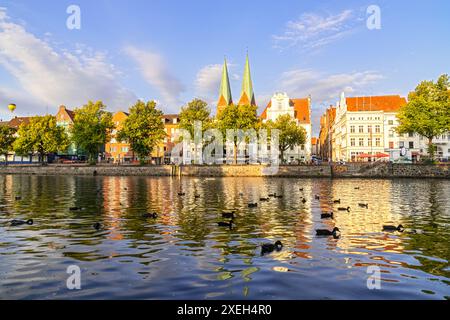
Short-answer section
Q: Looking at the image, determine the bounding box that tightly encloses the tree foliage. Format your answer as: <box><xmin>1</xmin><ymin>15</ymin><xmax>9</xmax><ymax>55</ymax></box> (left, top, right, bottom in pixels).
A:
<box><xmin>117</xmin><ymin>100</ymin><xmax>166</xmax><ymax>164</ymax></box>
<box><xmin>215</xmin><ymin>104</ymin><xmax>259</xmax><ymax>163</ymax></box>
<box><xmin>264</xmin><ymin>114</ymin><xmax>307</xmax><ymax>162</ymax></box>
<box><xmin>397</xmin><ymin>74</ymin><xmax>450</xmax><ymax>160</ymax></box>
<box><xmin>71</xmin><ymin>101</ymin><xmax>114</xmax><ymax>164</ymax></box>
<box><xmin>179</xmin><ymin>99</ymin><xmax>212</xmax><ymax>138</ymax></box>
<box><xmin>0</xmin><ymin>125</ymin><xmax>17</xmax><ymax>163</ymax></box>
<box><xmin>13</xmin><ymin>115</ymin><xmax>69</xmax><ymax>162</ymax></box>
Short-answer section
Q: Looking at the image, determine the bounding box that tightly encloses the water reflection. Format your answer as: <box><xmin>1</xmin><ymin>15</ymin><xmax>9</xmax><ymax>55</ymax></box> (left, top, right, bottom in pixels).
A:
<box><xmin>0</xmin><ymin>175</ymin><xmax>449</xmax><ymax>299</ymax></box>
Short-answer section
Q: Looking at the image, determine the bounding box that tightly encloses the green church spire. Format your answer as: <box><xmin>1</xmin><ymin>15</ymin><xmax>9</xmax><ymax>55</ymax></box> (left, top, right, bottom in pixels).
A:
<box><xmin>238</xmin><ymin>53</ymin><xmax>256</xmax><ymax>106</ymax></box>
<box><xmin>217</xmin><ymin>58</ymin><xmax>233</xmax><ymax>108</ymax></box>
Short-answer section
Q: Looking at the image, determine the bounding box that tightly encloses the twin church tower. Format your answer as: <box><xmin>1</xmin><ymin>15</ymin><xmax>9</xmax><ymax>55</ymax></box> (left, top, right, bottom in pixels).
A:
<box><xmin>217</xmin><ymin>54</ymin><xmax>256</xmax><ymax>115</ymax></box>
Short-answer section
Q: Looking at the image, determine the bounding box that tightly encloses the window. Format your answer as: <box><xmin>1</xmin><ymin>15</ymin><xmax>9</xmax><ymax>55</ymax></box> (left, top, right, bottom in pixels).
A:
<box><xmin>389</xmin><ymin>142</ymin><xmax>394</xmax><ymax>149</ymax></box>
<box><xmin>399</xmin><ymin>141</ymin><xmax>404</xmax><ymax>148</ymax></box>
<box><xmin>350</xmin><ymin>126</ymin><xmax>355</xmax><ymax>133</ymax></box>
<box><xmin>408</xmin><ymin>132</ymin><xmax>414</xmax><ymax>137</ymax></box>
<box><xmin>350</xmin><ymin>138</ymin><xmax>355</xmax><ymax>146</ymax></box>
<box><xmin>375</xmin><ymin>125</ymin><xmax>381</xmax><ymax>133</ymax></box>
<box><xmin>359</xmin><ymin>126</ymin><xmax>364</xmax><ymax>133</ymax></box>
<box><xmin>388</xmin><ymin>120</ymin><xmax>394</xmax><ymax>125</ymax></box>
<box><xmin>359</xmin><ymin>138</ymin><xmax>364</xmax><ymax>147</ymax></box>
<box><xmin>389</xmin><ymin>130</ymin><xmax>394</xmax><ymax>138</ymax></box>
<box><xmin>368</xmin><ymin>138</ymin><xmax>372</xmax><ymax>147</ymax></box>
<box><xmin>409</xmin><ymin>142</ymin><xmax>414</xmax><ymax>149</ymax></box>
<box><xmin>121</xmin><ymin>147</ymin><xmax>129</xmax><ymax>153</ymax></box>
<box><xmin>368</xmin><ymin>125</ymin><xmax>372</xmax><ymax>133</ymax></box>
<box><xmin>375</xmin><ymin>138</ymin><xmax>381</xmax><ymax>147</ymax></box>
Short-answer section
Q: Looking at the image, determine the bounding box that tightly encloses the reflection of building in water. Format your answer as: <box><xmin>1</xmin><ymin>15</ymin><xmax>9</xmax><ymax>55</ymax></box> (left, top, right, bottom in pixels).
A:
<box><xmin>102</xmin><ymin>177</ymin><xmax>135</xmax><ymax>241</ymax></box>
<box><xmin>328</xmin><ymin>180</ymin><xmax>405</xmax><ymax>255</ymax></box>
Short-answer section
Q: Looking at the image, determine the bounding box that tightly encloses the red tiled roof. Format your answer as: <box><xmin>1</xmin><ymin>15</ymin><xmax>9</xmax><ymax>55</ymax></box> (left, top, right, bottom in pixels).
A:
<box><xmin>8</xmin><ymin>117</ymin><xmax>32</xmax><ymax>129</ymax></box>
<box><xmin>346</xmin><ymin>95</ymin><xmax>407</xmax><ymax>112</ymax></box>
<box><xmin>260</xmin><ymin>98</ymin><xmax>311</xmax><ymax>124</ymax></box>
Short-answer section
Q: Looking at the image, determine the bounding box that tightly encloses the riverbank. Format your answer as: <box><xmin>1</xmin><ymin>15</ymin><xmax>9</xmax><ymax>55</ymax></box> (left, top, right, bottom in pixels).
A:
<box><xmin>0</xmin><ymin>163</ymin><xmax>449</xmax><ymax>178</ymax></box>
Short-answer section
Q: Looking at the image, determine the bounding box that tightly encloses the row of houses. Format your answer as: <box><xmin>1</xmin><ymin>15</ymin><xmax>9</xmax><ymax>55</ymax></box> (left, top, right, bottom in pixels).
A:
<box><xmin>0</xmin><ymin>106</ymin><xmax>182</xmax><ymax>164</ymax></box>
<box><xmin>318</xmin><ymin>92</ymin><xmax>450</xmax><ymax>162</ymax></box>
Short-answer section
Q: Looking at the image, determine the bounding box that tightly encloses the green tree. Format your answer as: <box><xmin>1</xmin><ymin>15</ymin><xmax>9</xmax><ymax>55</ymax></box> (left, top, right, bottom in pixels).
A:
<box><xmin>264</xmin><ymin>114</ymin><xmax>307</xmax><ymax>163</ymax></box>
<box><xmin>397</xmin><ymin>74</ymin><xmax>450</xmax><ymax>161</ymax></box>
<box><xmin>117</xmin><ymin>100</ymin><xmax>166</xmax><ymax>165</ymax></box>
<box><xmin>216</xmin><ymin>104</ymin><xmax>259</xmax><ymax>164</ymax></box>
<box><xmin>0</xmin><ymin>125</ymin><xmax>17</xmax><ymax>164</ymax></box>
<box><xmin>71</xmin><ymin>101</ymin><xmax>114</xmax><ymax>164</ymax></box>
<box><xmin>13</xmin><ymin>115</ymin><xmax>69</xmax><ymax>163</ymax></box>
<box><xmin>179</xmin><ymin>99</ymin><xmax>212</xmax><ymax>138</ymax></box>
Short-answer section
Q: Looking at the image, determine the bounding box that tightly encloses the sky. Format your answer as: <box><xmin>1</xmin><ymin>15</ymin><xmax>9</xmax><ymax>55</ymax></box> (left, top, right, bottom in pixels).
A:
<box><xmin>0</xmin><ymin>0</ymin><xmax>449</xmax><ymax>135</ymax></box>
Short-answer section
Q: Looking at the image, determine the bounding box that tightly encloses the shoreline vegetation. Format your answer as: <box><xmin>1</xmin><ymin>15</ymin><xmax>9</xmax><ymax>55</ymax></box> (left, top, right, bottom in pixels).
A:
<box><xmin>0</xmin><ymin>163</ymin><xmax>448</xmax><ymax>179</ymax></box>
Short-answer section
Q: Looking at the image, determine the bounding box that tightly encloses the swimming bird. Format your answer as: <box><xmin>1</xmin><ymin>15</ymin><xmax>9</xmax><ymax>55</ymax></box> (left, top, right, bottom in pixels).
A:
<box><xmin>338</xmin><ymin>207</ymin><xmax>351</xmax><ymax>212</ymax></box>
<box><xmin>260</xmin><ymin>197</ymin><xmax>270</xmax><ymax>201</ymax></box>
<box><xmin>221</xmin><ymin>211</ymin><xmax>235</xmax><ymax>219</ymax></box>
<box><xmin>261</xmin><ymin>241</ymin><xmax>283</xmax><ymax>255</ymax></box>
<box><xmin>217</xmin><ymin>221</ymin><xmax>233</xmax><ymax>229</ymax></box>
<box><xmin>274</xmin><ymin>195</ymin><xmax>283</xmax><ymax>199</ymax></box>
<box><xmin>10</xmin><ymin>219</ymin><xmax>33</xmax><ymax>226</ymax></box>
<box><xmin>383</xmin><ymin>225</ymin><xmax>404</xmax><ymax>232</ymax></box>
<box><xmin>124</xmin><ymin>188</ymin><xmax>128</xmax><ymax>191</ymax></box>
<box><xmin>316</xmin><ymin>227</ymin><xmax>340</xmax><ymax>238</ymax></box>
<box><xmin>321</xmin><ymin>212</ymin><xmax>334</xmax><ymax>219</ymax></box>
<box><xmin>142</xmin><ymin>212</ymin><xmax>158</xmax><ymax>219</ymax></box>
<box><xmin>69</xmin><ymin>206</ymin><xmax>84</xmax><ymax>211</ymax></box>
<box><xmin>299</xmin><ymin>188</ymin><xmax>304</xmax><ymax>191</ymax></box>
<box><xmin>354</xmin><ymin>187</ymin><xmax>360</xmax><ymax>190</ymax></box>
<box><xmin>178</xmin><ymin>192</ymin><xmax>186</xmax><ymax>196</ymax></box>
<box><xmin>333</xmin><ymin>199</ymin><xmax>341</xmax><ymax>204</ymax></box>
<box><xmin>315</xmin><ymin>195</ymin><xmax>320</xmax><ymax>200</ymax></box>
<box><xmin>194</xmin><ymin>194</ymin><xmax>200</xmax><ymax>199</ymax></box>
<box><xmin>268</xmin><ymin>193</ymin><xmax>276</xmax><ymax>197</ymax></box>
<box><xmin>358</xmin><ymin>203</ymin><xmax>369</xmax><ymax>208</ymax></box>
<box><xmin>93</xmin><ymin>222</ymin><xmax>102</xmax><ymax>230</ymax></box>
<box><xmin>248</xmin><ymin>203</ymin><xmax>258</xmax><ymax>208</ymax></box>
<box><xmin>15</xmin><ymin>196</ymin><xmax>22</xmax><ymax>201</ymax></box>
<box><xmin>301</xmin><ymin>198</ymin><xmax>307</xmax><ymax>204</ymax></box>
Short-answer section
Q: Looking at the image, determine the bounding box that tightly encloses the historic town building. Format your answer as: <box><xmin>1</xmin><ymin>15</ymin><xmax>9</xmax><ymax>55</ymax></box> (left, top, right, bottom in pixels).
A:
<box><xmin>331</xmin><ymin>93</ymin><xmax>408</xmax><ymax>162</ymax></box>
<box><xmin>318</xmin><ymin>106</ymin><xmax>336</xmax><ymax>161</ymax></box>
<box><xmin>260</xmin><ymin>92</ymin><xmax>312</xmax><ymax>163</ymax></box>
<box><xmin>105</xmin><ymin>111</ymin><xmax>134</xmax><ymax>163</ymax></box>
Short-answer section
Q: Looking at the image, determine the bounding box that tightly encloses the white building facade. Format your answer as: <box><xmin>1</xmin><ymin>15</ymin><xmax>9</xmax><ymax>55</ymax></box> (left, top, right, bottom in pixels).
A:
<box><xmin>260</xmin><ymin>93</ymin><xmax>312</xmax><ymax>163</ymax></box>
<box><xmin>332</xmin><ymin>93</ymin><xmax>409</xmax><ymax>162</ymax></box>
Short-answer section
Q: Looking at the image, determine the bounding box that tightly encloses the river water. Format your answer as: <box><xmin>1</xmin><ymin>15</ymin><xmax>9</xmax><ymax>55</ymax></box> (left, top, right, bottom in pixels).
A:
<box><xmin>0</xmin><ymin>175</ymin><xmax>449</xmax><ymax>299</ymax></box>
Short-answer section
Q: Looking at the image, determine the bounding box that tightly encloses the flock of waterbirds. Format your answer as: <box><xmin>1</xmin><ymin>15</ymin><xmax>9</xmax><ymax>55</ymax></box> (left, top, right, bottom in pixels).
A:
<box><xmin>5</xmin><ymin>185</ymin><xmax>406</xmax><ymax>257</ymax></box>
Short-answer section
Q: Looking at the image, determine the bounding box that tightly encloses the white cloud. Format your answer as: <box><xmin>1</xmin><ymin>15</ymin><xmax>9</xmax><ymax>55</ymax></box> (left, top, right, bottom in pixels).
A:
<box><xmin>194</xmin><ymin>63</ymin><xmax>223</xmax><ymax>105</ymax></box>
<box><xmin>273</xmin><ymin>10</ymin><xmax>358</xmax><ymax>50</ymax></box>
<box><xmin>125</xmin><ymin>46</ymin><xmax>184</xmax><ymax>109</ymax></box>
<box><xmin>279</xmin><ymin>69</ymin><xmax>383</xmax><ymax>102</ymax></box>
<box><xmin>0</xmin><ymin>8</ymin><xmax>137</xmax><ymax>114</ymax></box>
<box><xmin>276</xmin><ymin>68</ymin><xmax>384</xmax><ymax>135</ymax></box>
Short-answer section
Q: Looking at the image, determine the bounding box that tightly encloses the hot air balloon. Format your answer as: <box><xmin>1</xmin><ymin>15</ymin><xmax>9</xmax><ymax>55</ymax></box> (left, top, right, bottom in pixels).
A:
<box><xmin>8</xmin><ymin>104</ymin><xmax>16</xmax><ymax>113</ymax></box>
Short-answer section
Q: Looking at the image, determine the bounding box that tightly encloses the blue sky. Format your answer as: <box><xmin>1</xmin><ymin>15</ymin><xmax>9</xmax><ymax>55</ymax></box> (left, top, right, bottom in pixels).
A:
<box><xmin>0</xmin><ymin>0</ymin><xmax>449</xmax><ymax>135</ymax></box>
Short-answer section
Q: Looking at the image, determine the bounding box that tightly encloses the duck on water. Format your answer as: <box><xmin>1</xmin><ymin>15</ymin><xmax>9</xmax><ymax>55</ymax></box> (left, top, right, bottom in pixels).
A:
<box><xmin>9</xmin><ymin>219</ymin><xmax>33</xmax><ymax>226</ymax></box>
<box><xmin>261</xmin><ymin>241</ymin><xmax>283</xmax><ymax>255</ymax></box>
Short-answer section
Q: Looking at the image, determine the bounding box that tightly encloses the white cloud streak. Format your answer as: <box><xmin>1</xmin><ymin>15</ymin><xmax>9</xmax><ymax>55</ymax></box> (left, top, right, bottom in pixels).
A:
<box><xmin>125</xmin><ymin>46</ymin><xmax>185</xmax><ymax>109</ymax></box>
<box><xmin>273</xmin><ymin>10</ymin><xmax>358</xmax><ymax>50</ymax></box>
<box><xmin>0</xmin><ymin>8</ymin><xmax>137</xmax><ymax>114</ymax></box>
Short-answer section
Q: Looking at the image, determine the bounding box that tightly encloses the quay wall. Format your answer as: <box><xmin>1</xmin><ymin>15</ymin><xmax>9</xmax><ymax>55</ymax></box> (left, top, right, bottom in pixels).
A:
<box><xmin>0</xmin><ymin>163</ymin><xmax>449</xmax><ymax>179</ymax></box>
